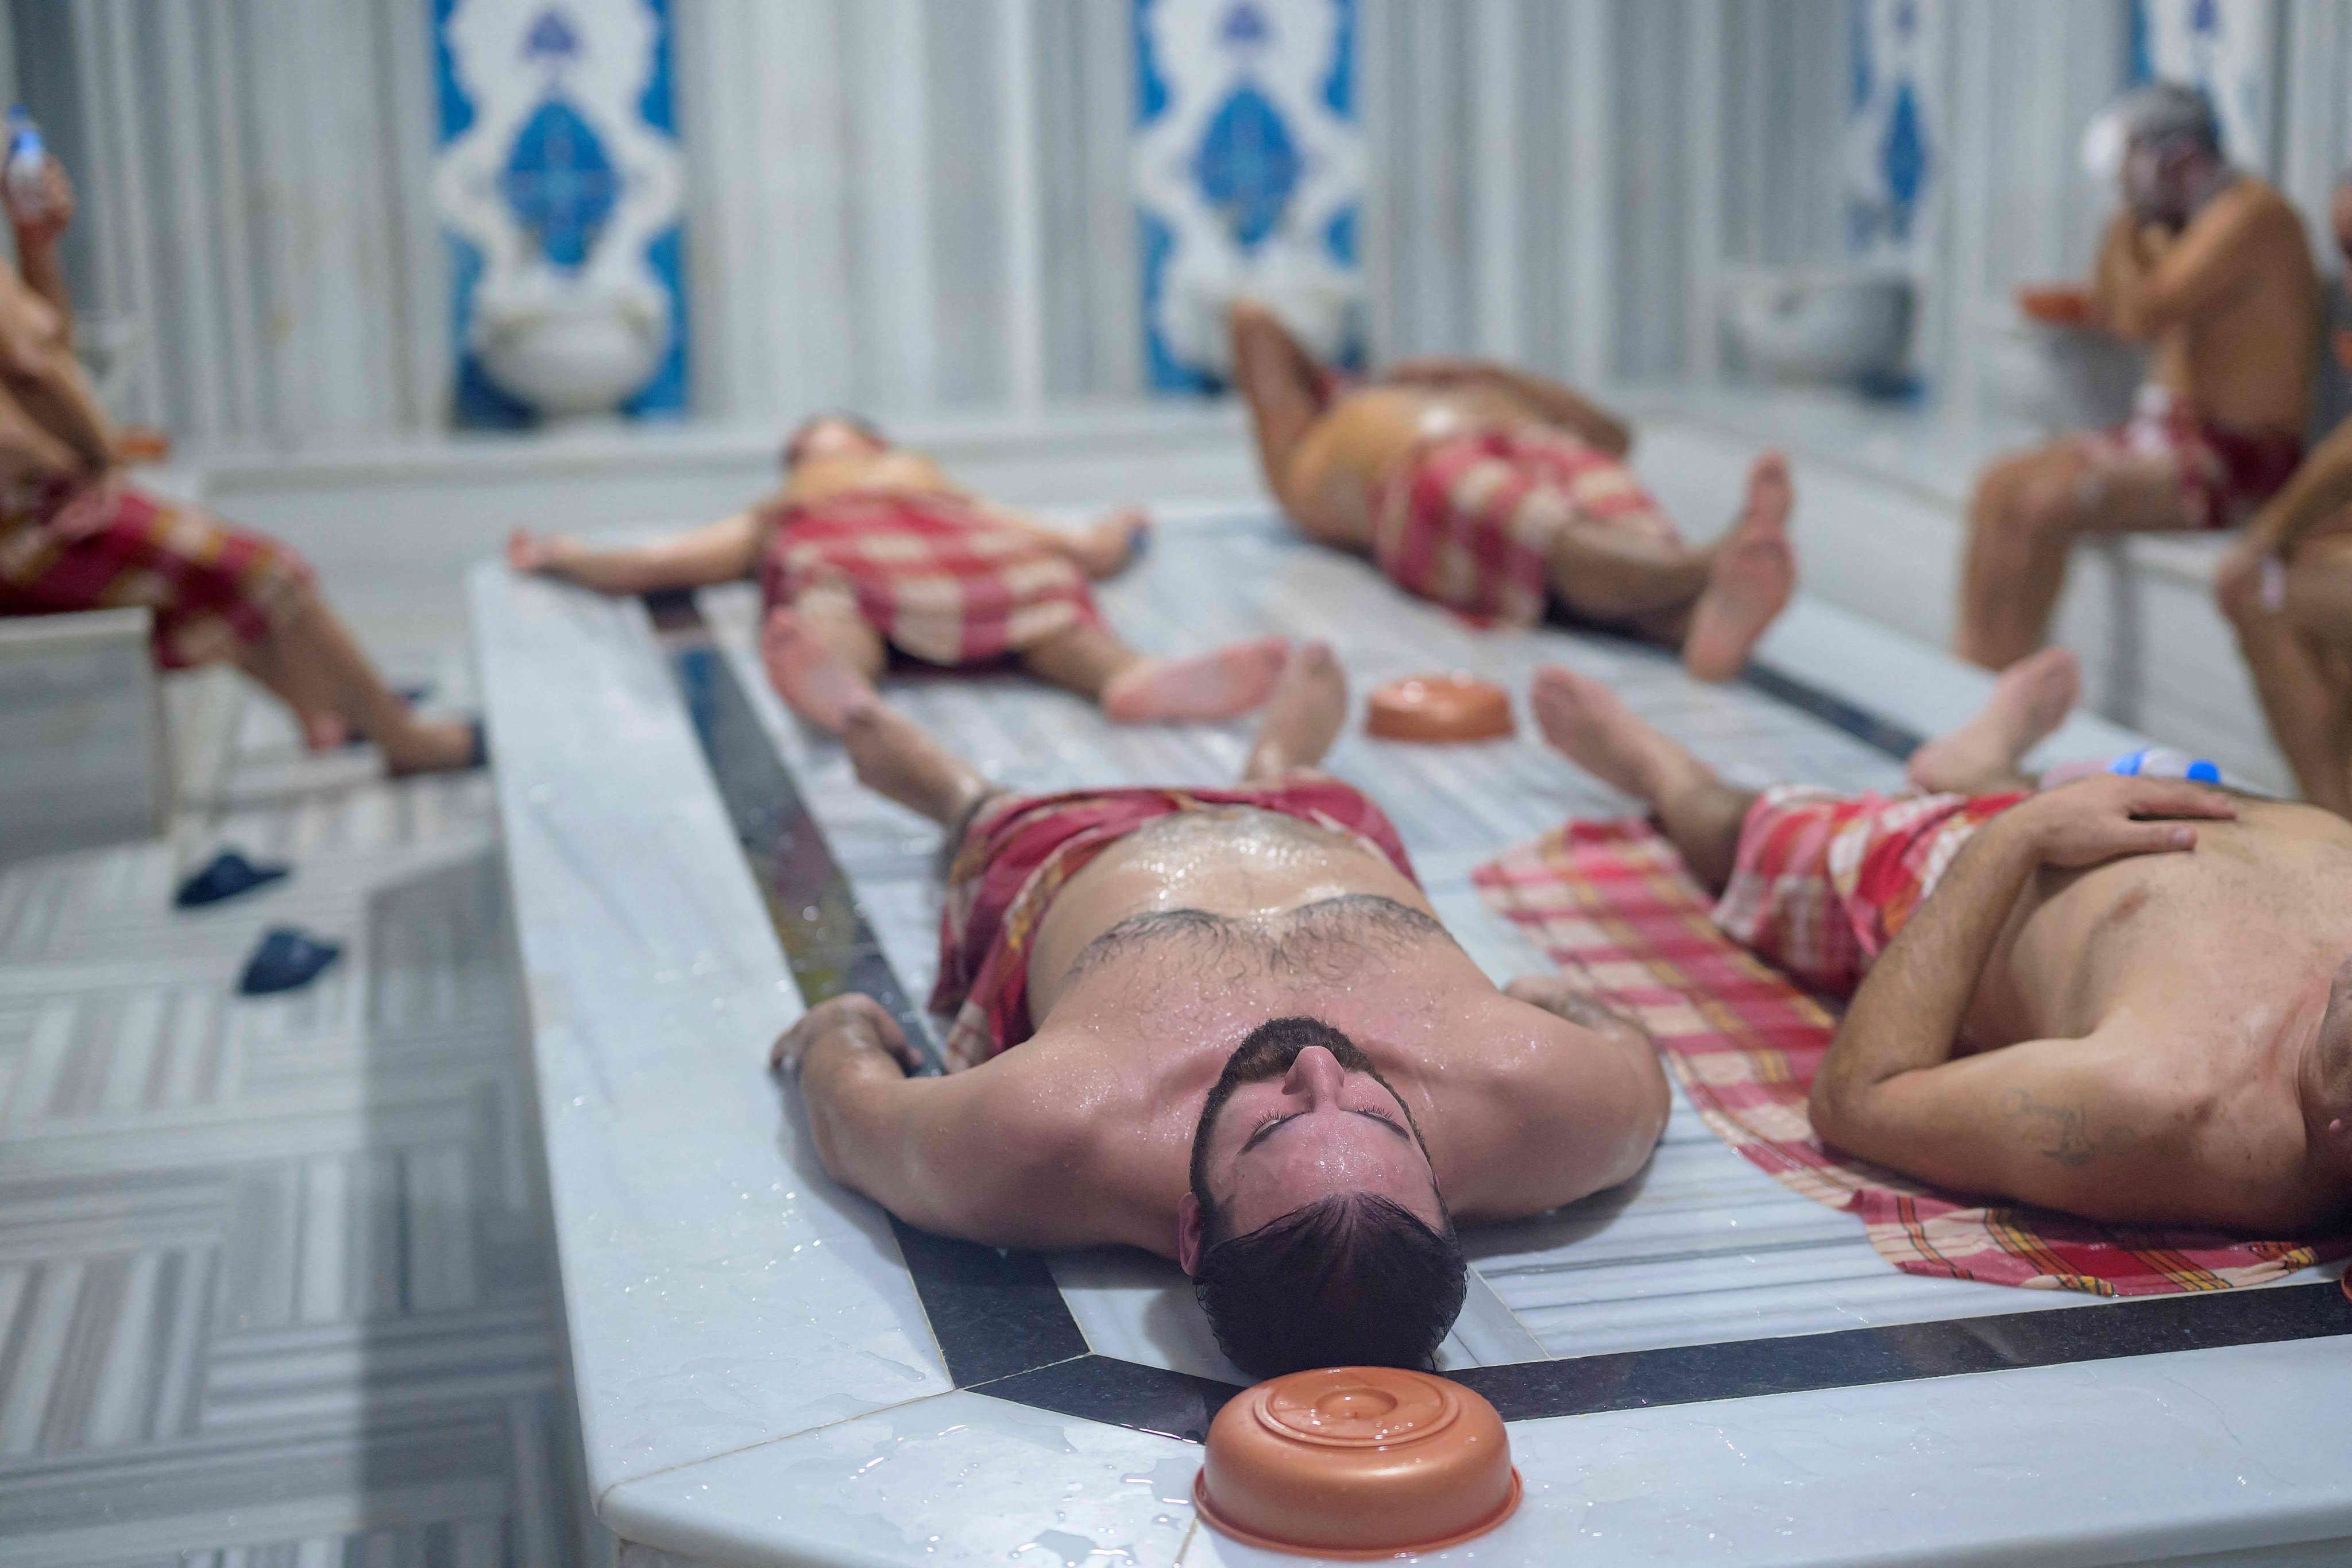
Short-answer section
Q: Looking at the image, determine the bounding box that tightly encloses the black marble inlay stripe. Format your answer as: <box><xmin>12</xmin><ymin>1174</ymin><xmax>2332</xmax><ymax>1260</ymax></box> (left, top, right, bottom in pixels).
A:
<box><xmin>973</xmin><ymin>1355</ymin><xmax>1238</xmax><ymax>1445</ymax></box>
<box><xmin>652</xmin><ymin>589</ymin><xmax>2352</xmax><ymax>1445</ymax></box>
<box><xmin>1454</xmin><ymin>1279</ymin><xmax>2352</xmax><ymax>1424</ymax></box>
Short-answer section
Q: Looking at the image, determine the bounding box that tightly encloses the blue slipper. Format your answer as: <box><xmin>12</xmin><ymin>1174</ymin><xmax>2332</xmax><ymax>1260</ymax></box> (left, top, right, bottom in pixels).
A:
<box><xmin>175</xmin><ymin>849</ymin><xmax>291</xmax><ymax>909</ymax></box>
<box><xmin>239</xmin><ymin>926</ymin><xmax>342</xmax><ymax>995</ymax></box>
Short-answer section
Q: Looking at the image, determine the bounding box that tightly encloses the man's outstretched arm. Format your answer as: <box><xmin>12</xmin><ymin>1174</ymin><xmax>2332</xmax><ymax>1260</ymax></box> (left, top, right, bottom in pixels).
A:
<box><xmin>1811</xmin><ymin>777</ymin><xmax>2233</xmax><ymax>1217</ymax></box>
<box><xmin>506</xmin><ymin>509</ymin><xmax>764</xmax><ymax>595</ymax></box>
<box><xmin>773</xmin><ymin>996</ymin><xmax>1124</xmax><ymax>1250</ymax></box>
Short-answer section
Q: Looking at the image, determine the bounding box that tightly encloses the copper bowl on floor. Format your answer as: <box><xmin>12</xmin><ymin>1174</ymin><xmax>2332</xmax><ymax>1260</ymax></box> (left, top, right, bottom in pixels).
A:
<box><xmin>1194</xmin><ymin>1367</ymin><xmax>1520</xmax><ymax>1559</ymax></box>
<box><xmin>1365</xmin><ymin>674</ymin><xmax>1513</xmax><ymax>743</ymax></box>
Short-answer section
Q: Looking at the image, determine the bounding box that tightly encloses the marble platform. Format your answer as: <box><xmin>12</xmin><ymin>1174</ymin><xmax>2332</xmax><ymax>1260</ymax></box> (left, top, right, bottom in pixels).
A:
<box><xmin>473</xmin><ymin>478</ymin><xmax>2351</xmax><ymax>1566</ymax></box>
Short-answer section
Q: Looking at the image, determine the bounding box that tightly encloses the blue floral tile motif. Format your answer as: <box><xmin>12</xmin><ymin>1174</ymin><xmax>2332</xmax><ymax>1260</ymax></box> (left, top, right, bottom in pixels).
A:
<box><xmin>1133</xmin><ymin>0</ymin><xmax>1364</xmax><ymax>393</ymax></box>
<box><xmin>499</xmin><ymin>96</ymin><xmax>618</xmax><ymax>271</ymax></box>
<box><xmin>1881</xmin><ymin>81</ymin><xmax>1925</xmax><ymax>242</ymax></box>
<box><xmin>1841</xmin><ymin>0</ymin><xmax>1938</xmax><ymax>265</ymax></box>
<box><xmin>2133</xmin><ymin>0</ymin><xmax>2275</xmax><ymax>165</ymax></box>
<box><xmin>1195</xmin><ymin>84</ymin><xmax>1300</xmax><ymax>251</ymax></box>
<box><xmin>432</xmin><ymin>0</ymin><xmax>688</xmax><ymax>426</ymax></box>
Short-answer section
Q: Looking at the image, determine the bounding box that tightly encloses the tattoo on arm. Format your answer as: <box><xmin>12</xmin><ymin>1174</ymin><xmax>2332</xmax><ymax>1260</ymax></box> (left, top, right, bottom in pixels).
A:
<box><xmin>1999</xmin><ymin>1088</ymin><xmax>2103</xmax><ymax>1167</ymax></box>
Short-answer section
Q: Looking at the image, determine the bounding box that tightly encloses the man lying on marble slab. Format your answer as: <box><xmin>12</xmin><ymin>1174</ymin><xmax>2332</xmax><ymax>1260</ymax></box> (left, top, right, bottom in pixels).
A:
<box><xmin>1226</xmin><ymin>299</ymin><xmax>1795</xmax><ymax>680</ymax></box>
<box><xmin>1529</xmin><ymin>648</ymin><xmax>2352</xmax><ymax>1235</ymax></box>
<box><xmin>508</xmin><ymin>413</ymin><xmax>1288</xmax><ymax>732</ymax></box>
<box><xmin>1960</xmin><ymin>82</ymin><xmax>2320</xmax><ymax>673</ymax></box>
<box><xmin>768</xmin><ymin>644</ymin><xmax>1670</xmax><ymax>1377</ymax></box>
<box><xmin>2215</xmin><ymin>176</ymin><xmax>2352</xmax><ymax>821</ymax></box>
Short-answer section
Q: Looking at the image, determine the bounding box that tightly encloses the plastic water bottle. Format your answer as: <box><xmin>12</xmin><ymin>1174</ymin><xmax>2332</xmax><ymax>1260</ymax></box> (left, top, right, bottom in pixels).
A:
<box><xmin>5</xmin><ymin>106</ymin><xmax>51</xmax><ymax>223</ymax></box>
<box><xmin>2106</xmin><ymin>747</ymin><xmax>2224</xmax><ymax>786</ymax></box>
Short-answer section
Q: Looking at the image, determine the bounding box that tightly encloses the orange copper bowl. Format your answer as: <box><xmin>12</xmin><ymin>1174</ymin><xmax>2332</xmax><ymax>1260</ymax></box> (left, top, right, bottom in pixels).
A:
<box><xmin>1194</xmin><ymin>1368</ymin><xmax>1520</xmax><ymax>1559</ymax></box>
<box><xmin>1365</xmin><ymin>674</ymin><xmax>1514</xmax><ymax>744</ymax></box>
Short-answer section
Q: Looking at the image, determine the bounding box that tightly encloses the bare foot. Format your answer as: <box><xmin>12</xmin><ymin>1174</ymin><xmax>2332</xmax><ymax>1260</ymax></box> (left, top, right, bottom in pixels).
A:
<box><xmin>1100</xmin><ymin>636</ymin><xmax>1288</xmax><ymax>724</ymax></box>
<box><xmin>383</xmin><ymin>717</ymin><xmax>483</xmax><ymax>776</ymax></box>
<box><xmin>839</xmin><ymin>697</ymin><xmax>992</xmax><ymax>824</ymax></box>
<box><xmin>1905</xmin><ymin>646</ymin><xmax>2081</xmax><ymax>793</ymax></box>
<box><xmin>1244</xmin><ymin>641</ymin><xmax>1347</xmax><ymax>778</ymax></box>
<box><xmin>762</xmin><ymin>605</ymin><xmax>877</xmax><ymax>733</ymax></box>
<box><xmin>1682</xmin><ymin>452</ymin><xmax>1795</xmax><ymax>682</ymax></box>
<box><xmin>1530</xmin><ymin>663</ymin><xmax>1708</xmax><ymax>806</ymax></box>
<box><xmin>1073</xmin><ymin>507</ymin><xmax>1152</xmax><ymax>579</ymax></box>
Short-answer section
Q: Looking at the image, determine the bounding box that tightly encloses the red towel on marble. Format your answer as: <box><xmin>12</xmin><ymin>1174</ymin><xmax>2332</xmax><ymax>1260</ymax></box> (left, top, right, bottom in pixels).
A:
<box><xmin>1473</xmin><ymin>816</ymin><xmax>2352</xmax><ymax>1295</ymax></box>
<box><xmin>933</xmin><ymin>782</ymin><xmax>1418</xmax><ymax>1073</ymax></box>
<box><xmin>760</xmin><ymin>488</ymin><xmax>1102</xmax><ymax>667</ymax></box>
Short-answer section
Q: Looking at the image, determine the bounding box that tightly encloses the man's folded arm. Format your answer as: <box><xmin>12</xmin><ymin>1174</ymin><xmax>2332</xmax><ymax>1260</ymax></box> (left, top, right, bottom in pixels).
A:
<box><xmin>1806</xmin><ymin>1035</ymin><xmax>2195</xmax><ymax>1222</ymax></box>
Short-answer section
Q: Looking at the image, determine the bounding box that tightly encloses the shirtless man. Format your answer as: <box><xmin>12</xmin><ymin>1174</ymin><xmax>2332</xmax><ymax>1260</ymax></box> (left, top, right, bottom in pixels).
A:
<box><xmin>1227</xmin><ymin>302</ymin><xmax>1795</xmax><ymax>680</ymax></box>
<box><xmin>2215</xmin><ymin>178</ymin><xmax>2352</xmax><ymax>817</ymax></box>
<box><xmin>1960</xmin><ymin>82</ymin><xmax>2320</xmax><ymax>670</ymax></box>
<box><xmin>769</xmin><ymin>647</ymin><xmax>1669</xmax><ymax>1377</ymax></box>
<box><xmin>0</xmin><ymin>155</ymin><xmax>478</xmax><ymax>772</ymax></box>
<box><xmin>509</xmin><ymin>414</ymin><xmax>1287</xmax><ymax>731</ymax></box>
<box><xmin>1527</xmin><ymin>653</ymin><xmax>2352</xmax><ymax>1233</ymax></box>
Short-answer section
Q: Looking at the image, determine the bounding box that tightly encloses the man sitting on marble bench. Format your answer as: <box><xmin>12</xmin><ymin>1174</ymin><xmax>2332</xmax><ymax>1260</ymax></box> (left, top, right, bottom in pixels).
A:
<box><xmin>768</xmin><ymin>645</ymin><xmax>1670</xmax><ymax>1377</ymax></box>
<box><xmin>1225</xmin><ymin>300</ymin><xmax>1797</xmax><ymax>680</ymax></box>
<box><xmin>0</xmin><ymin>157</ymin><xmax>479</xmax><ymax>773</ymax></box>
<box><xmin>1959</xmin><ymin>82</ymin><xmax>2320</xmax><ymax>673</ymax></box>
<box><xmin>1528</xmin><ymin>652</ymin><xmax>2352</xmax><ymax>1234</ymax></box>
<box><xmin>507</xmin><ymin>414</ymin><xmax>1289</xmax><ymax>732</ymax></box>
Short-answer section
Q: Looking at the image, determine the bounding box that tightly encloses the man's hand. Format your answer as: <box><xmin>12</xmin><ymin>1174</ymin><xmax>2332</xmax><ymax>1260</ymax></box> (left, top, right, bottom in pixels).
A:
<box><xmin>770</xmin><ymin>994</ymin><xmax>920</xmax><ymax>1076</ymax></box>
<box><xmin>506</xmin><ymin>527</ymin><xmax>583</xmax><ymax>578</ymax></box>
<box><xmin>1995</xmin><ymin>775</ymin><xmax>2236</xmax><ymax>868</ymax></box>
<box><xmin>5</xmin><ymin>159</ymin><xmax>73</xmax><ymax>250</ymax></box>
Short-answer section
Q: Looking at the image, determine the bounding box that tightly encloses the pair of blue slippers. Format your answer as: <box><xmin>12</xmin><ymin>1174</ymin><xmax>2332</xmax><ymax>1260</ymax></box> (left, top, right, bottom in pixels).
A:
<box><xmin>174</xmin><ymin>849</ymin><xmax>341</xmax><ymax>995</ymax></box>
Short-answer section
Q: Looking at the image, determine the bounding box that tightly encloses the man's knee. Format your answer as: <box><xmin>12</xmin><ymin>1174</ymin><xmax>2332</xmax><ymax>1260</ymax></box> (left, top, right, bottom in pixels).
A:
<box><xmin>1973</xmin><ymin>453</ymin><xmax>2081</xmax><ymax>550</ymax></box>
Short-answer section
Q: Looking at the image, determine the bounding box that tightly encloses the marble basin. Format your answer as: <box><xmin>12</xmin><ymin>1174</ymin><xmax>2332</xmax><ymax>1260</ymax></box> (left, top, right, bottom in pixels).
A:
<box><xmin>475</xmin><ymin>286</ymin><xmax>666</xmax><ymax>422</ymax></box>
<box><xmin>1982</xmin><ymin>299</ymin><xmax>2146</xmax><ymax>435</ymax></box>
<box><xmin>1722</xmin><ymin>267</ymin><xmax>1914</xmax><ymax>385</ymax></box>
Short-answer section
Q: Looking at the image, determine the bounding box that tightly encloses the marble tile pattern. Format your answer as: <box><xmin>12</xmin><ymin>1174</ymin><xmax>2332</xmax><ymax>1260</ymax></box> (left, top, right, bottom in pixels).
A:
<box><xmin>0</xmin><ymin>658</ymin><xmax>597</xmax><ymax>1567</ymax></box>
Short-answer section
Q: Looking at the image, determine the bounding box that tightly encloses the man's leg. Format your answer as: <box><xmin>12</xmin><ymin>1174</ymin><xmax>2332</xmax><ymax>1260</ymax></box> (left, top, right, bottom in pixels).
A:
<box><xmin>2226</xmin><ymin>535</ymin><xmax>2352</xmax><ymax>816</ymax></box>
<box><xmin>762</xmin><ymin>586</ymin><xmax>886</xmax><ymax>733</ymax></box>
<box><xmin>1903</xmin><ymin>646</ymin><xmax>2082</xmax><ymax>794</ymax></box>
<box><xmin>1528</xmin><ymin>663</ymin><xmax>1757</xmax><ymax>890</ymax></box>
<box><xmin>1957</xmin><ymin>441</ymin><xmax>2199</xmax><ymax>670</ymax></box>
<box><xmin>838</xmin><ymin>697</ymin><xmax>995</xmax><ymax>829</ymax></box>
<box><xmin>1242</xmin><ymin>641</ymin><xmax>1347</xmax><ymax>783</ymax></box>
<box><xmin>1227</xmin><ymin>300</ymin><xmax>1331</xmax><ymax>504</ymax></box>
<box><xmin>1020</xmin><ymin>622</ymin><xmax>1289</xmax><ymax>724</ymax></box>
<box><xmin>254</xmin><ymin>588</ymin><xmax>478</xmax><ymax>774</ymax></box>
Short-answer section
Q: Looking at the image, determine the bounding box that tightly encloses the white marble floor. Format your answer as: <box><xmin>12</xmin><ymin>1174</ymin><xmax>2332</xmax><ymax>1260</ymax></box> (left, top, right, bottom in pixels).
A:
<box><xmin>0</xmin><ymin>668</ymin><xmax>595</xmax><ymax>1568</ymax></box>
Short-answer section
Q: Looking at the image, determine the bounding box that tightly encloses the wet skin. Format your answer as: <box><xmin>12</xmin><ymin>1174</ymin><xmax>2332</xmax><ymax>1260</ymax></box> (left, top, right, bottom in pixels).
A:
<box><xmin>785</xmin><ymin>806</ymin><xmax>1671</xmax><ymax>1257</ymax></box>
<box><xmin>1848</xmin><ymin>793</ymin><xmax>2352</xmax><ymax>1233</ymax></box>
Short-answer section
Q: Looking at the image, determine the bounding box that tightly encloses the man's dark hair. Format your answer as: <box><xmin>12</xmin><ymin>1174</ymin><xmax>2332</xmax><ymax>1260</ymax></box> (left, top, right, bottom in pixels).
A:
<box><xmin>781</xmin><ymin>411</ymin><xmax>887</xmax><ymax>469</ymax></box>
<box><xmin>1189</xmin><ymin>1017</ymin><xmax>1468</xmax><ymax>1378</ymax></box>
